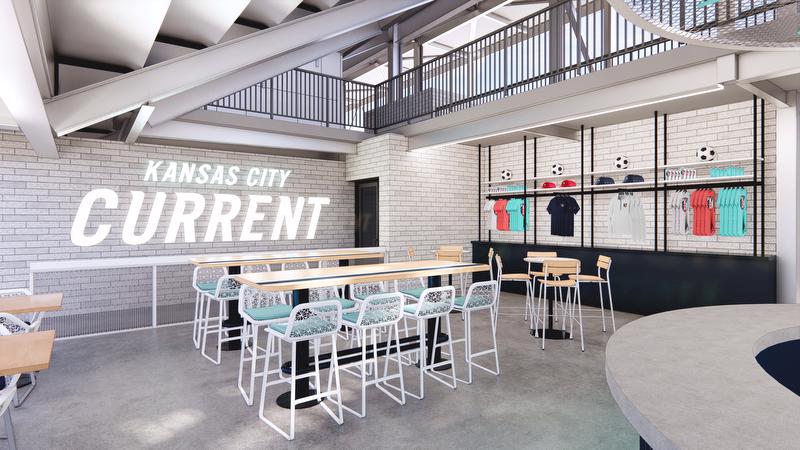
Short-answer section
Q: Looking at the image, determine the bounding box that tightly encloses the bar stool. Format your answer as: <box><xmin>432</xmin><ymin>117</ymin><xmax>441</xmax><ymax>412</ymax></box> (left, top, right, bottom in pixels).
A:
<box><xmin>537</xmin><ymin>259</ymin><xmax>584</xmax><ymax>351</ymax></box>
<box><xmin>238</xmin><ymin>285</ymin><xmax>292</xmax><ymax>406</ymax></box>
<box><xmin>395</xmin><ymin>246</ymin><xmax>426</xmax><ymax>300</ymax></box>
<box><xmin>402</xmin><ymin>286</ymin><xmax>457</xmax><ymax>399</ymax></box>
<box><xmin>192</xmin><ymin>266</ymin><xmax>226</xmax><ymax>349</ymax></box>
<box><xmin>340</xmin><ymin>292</ymin><xmax>406</xmax><ymax>418</ymax></box>
<box><xmin>258</xmin><ymin>300</ymin><xmax>344</xmax><ymax>441</ymax></box>
<box><xmin>435</xmin><ymin>245</ymin><xmax>466</xmax><ymax>295</ymax></box>
<box><xmin>201</xmin><ymin>275</ymin><xmax>242</xmax><ymax>364</ymax></box>
<box><xmin>0</xmin><ymin>313</ymin><xmax>42</xmax><ymax>407</ymax></box>
<box><xmin>451</xmin><ymin>280</ymin><xmax>500</xmax><ymax>384</ymax></box>
<box><xmin>281</xmin><ymin>262</ymin><xmax>310</xmax><ymax>303</ymax></box>
<box><xmin>569</xmin><ymin>255</ymin><xmax>616</xmax><ymax>332</ymax></box>
<box><xmin>493</xmin><ymin>254</ymin><xmax>534</xmax><ymax>327</ymax></box>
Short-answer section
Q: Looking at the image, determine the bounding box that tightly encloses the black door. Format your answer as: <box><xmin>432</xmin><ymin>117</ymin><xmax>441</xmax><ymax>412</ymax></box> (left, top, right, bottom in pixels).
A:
<box><xmin>355</xmin><ymin>178</ymin><xmax>379</xmax><ymax>247</ymax></box>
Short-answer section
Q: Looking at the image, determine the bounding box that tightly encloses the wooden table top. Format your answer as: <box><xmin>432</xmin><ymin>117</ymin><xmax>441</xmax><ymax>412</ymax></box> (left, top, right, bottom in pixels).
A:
<box><xmin>0</xmin><ymin>292</ymin><xmax>63</xmax><ymax>314</ymax></box>
<box><xmin>0</xmin><ymin>330</ymin><xmax>55</xmax><ymax>376</ymax></box>
<box><xmin>236</xmin><ymin>260</ymin><xmax>490</xmax><ymax>292</ymax></box>
<box><xmin>190</xmin><ymin>247</ymin><xmax>385</xmax><ymax>268</ymax></box>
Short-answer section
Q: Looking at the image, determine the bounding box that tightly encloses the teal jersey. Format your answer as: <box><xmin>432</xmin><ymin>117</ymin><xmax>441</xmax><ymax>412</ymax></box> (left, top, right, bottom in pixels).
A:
<box><xmin>507</xmin><ymin>198</ymin><xmax>523</xmax><ymax>231</ymax></box>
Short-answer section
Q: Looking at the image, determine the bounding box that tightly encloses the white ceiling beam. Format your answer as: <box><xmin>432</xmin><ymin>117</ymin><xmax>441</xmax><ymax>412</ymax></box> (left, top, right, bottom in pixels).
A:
<box><xmin>0</xmin><ymin>0</ymin><xmax>57</xmax><ymax>157</ymax></box>
<box><xmin>12</xmin><ymin>0</ymin><xmax>55</xmax><ymax>98</ymax></box>
<box><xmin>121</xmin><ymin>105</ymin><xmax>156</xmax><ymax>143</ymax></box>
<box><xmin>739</xmin><ymin>80</ymin><xmax>789</xmax><ymax>108</ymax></box>
<box><xmin>525</xmin><ymin>124</ymin><xmax>580</xmax><ymax>141</ymax></box>
<box><xmin>140</xmin><ymin>120</ymin><xmax>357</xmax><ymax>154</ymax></box>
<box><xmin>43</xmin><ymin>0</ymin><xmax>432</xmax><ymax>136</ymax></box>
<box><xmin>147</xmin><ymin>26</ymin><xmax>379</xmax><ymax>126</ymax></box>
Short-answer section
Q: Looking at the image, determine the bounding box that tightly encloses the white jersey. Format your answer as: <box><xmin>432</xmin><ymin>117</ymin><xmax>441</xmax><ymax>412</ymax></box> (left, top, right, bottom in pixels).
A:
<box><xmin>484</xmin><ymin>199</ymin><xmax>496</xmax><ymax>231</ymax></box>
<box><xmin>608</xmin><ymin>193</ymin><xmax>646</xmax><ymax>242</ymax></box>
<box><xmin>669</xmin><ymin>190</ymin><xmax>691</xmax><ymax>235</ymax></box>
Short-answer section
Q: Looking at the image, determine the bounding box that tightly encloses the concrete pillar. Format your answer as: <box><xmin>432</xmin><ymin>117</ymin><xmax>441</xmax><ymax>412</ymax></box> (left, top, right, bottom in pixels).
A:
<box><xmin>776</xmin><ymin>90</ymin><xmax>800</xmax><ymax>304</ymax></box>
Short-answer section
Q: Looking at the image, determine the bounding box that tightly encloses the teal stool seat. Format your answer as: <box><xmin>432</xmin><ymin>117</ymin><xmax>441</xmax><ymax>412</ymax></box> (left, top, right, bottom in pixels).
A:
<box><xmin>454</xmin><ymin>296</ymin><xmax>467</xmax><ymax>307</ymax></box>
<box><xmin>197</xmin><ymin>281</ymin><xmax>217</xmax><ymax>292</ymax></box>
<box><xmin>400</xmin><ymin>287</ymin><xmax>425</xmax><ymax>299</ymax></box>
<box><xmin>342</xmin><ymin>311</ymin><xmax>359</xmax><ymax>324</ymax></box>
<box><xmin>245</xmin><ymin>304</ymin><xmax>292</xmax><ymax>322</ymax></box>
<box><xmin>330</xmin><ymin>297</ymin><xmax>357</xmax><ymax>310</ymax></box>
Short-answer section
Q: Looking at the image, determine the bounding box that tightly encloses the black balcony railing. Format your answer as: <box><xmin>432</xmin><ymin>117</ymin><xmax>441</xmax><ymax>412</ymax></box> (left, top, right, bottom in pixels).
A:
<box><xmin>207</xmin><ymin>0</ymin><xmax>682</xmax><ymax>133</ymax></box>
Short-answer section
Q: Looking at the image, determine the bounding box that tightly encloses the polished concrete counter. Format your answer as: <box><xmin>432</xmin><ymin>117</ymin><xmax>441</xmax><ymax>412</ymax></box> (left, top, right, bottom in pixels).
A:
<box><xmin>605</xmin><ymin>304</ymin><xmax>800</xmax><ymax>449</ymax></box>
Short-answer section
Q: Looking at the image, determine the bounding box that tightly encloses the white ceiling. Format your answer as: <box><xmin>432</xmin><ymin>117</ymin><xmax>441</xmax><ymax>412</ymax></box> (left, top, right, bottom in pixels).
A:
<box><xmin>159</xmin><ymin>0</ymin><xmax>251</xmax><ymax>47</ymax></box>
<box><xmin>241</xmin><ymin>0</ymin><xmax>303</xmax><ymax>27</ymax></box>
<box><xmin>47</xmin><ymin>0</ymin><xmax>171</xmax><ymax>70</ymax></box>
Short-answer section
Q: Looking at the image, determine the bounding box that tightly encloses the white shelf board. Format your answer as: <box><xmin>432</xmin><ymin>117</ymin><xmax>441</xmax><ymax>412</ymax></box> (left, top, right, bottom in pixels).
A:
<box><xmin>660</xmin><ymin>157</ymin><xmax>763</xmax><ymax>170</ymax></box>
<box><xmin>661</xmin><ymin>175</ymin><xmax>754</xmax><ymax>184</ymax></box>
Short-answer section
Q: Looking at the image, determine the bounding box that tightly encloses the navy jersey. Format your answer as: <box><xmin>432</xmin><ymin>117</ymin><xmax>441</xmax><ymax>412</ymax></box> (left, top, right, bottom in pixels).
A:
<box><xmin>547</xmin><ymin>196</ymin><xmax>580</xmax><ymax>236</ymax></box>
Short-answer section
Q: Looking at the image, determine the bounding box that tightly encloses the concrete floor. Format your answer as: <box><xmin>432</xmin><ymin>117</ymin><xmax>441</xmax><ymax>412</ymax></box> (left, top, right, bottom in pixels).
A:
<box><xmin>10</xmin><ymin>293</ymin><xmax>640</xmax><ymax>449</ymax></box>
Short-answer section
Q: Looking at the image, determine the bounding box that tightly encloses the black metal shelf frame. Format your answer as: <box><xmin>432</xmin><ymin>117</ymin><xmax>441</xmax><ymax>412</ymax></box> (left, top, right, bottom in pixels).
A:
<box><xmin>479</xmin><ymin>96</ymin><xmax>767</xmax><ymax>257</ymax></box>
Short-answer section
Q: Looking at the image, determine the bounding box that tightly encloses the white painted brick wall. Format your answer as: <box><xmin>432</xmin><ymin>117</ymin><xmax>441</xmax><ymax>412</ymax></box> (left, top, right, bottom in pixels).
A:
<box><xmin>0</xmin><ymin>132</ymin><xmax>354</xmax><ymax>322</ymax></box>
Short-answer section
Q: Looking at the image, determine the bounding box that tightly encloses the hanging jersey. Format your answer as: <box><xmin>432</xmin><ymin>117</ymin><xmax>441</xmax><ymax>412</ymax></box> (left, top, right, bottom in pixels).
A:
<box><xmin>547</xmin><ymin>196</ymin><xmax>580</xmax><ymax>237</ymax></box>
<box><xmin>484</xmin><ymin>199</ymin><xmax>496</xmax><ymax>231</ymax></box>
<box><xmin>670</xmin><ymin>190</ymin><xmax>690</xmax><ymax>235</ymax></box>
<box><xmin>494</xmin><ymin>199</ymin><xmax>510</xmax><ymax>231</ymax></box>
<box><xmin>507</xmin><ymin>198</ymin><xmax>524</xmax><ymax>231</ymax></box>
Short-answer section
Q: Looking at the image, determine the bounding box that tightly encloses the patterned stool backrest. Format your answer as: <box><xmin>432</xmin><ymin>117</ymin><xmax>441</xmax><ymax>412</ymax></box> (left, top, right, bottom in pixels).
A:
<box><xmin>310</xmin><ymin>286</ymin><xmax>340</xmax><ymax>302</ymax></box>
<box><xmin>242</xmin><ymin>264</ymin><xmax>272</xmax><ymax>273</ymax></box>
<box><xmin>212</xmin><ymin>275</ymin><xmax>241</xmax><ymax>300</ymax></box>
<box><xmin>415</xmin><ymin>286</ymin><xmax>456</xmax><ymax>317</ymax></box>
<box><xmin>463</xmin><ymin>280</ymin><xmax>498</xmax><ymax>310</ymax></box>
<box><xmin>355</xmin><ymin>292</ymin><xmax>404</xmax><ymax>328</ymax></box>
<box><xmin>281</xmin><ymin>261</ymin><xmax>310</xmax><ymax>271</ymax></box>
<box><xmin>238</xmin><ymin>285</ymin><xmax>286</xmax><ymax>316</ymax></box>
<box><xmin>193</xmin><ymin>266</ymin><xmax>227</xmax><ymax>291</ymax></box>
<box><xmin>351</xmin><ymin>282</ymin><xmax>385</xmax><ymax>300</ymax></box>
<box><xmin>284</xmin><ymin>300</ymin><xmax>342</xmax><ymax>340</ymax></box>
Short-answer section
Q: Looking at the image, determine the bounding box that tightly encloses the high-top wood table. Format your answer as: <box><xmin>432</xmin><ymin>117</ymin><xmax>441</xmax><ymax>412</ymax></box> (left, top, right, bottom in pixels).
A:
<box><xmin>190</xmin><ymin>247</ymin><xmax>385</xmax><ymax>351</ymax></box>
<box><xmin>0</xmin><ymin>330</ymin><xmax>56</xmax><ymax>390</ymax></box>
<box><xmin>236</xmin><ymin>259</ymin><xmax>490</xmax><ymax>409</ymax></box>
<box><xmin>0</xmin><ymin>292</ymin><xmax>63</xmax><ymax>314</ymax></box>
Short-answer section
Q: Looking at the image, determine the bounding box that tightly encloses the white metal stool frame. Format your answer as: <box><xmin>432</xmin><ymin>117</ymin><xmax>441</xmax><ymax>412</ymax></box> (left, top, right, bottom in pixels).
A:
<box><xmin>537</xmin><ymin>259</ymin><xmax>585</xmax><ymax>351</ymax></box>
<box><xmin>494</xmin><ymin>254</ymin><xmax>536</xmax><ymax>327</ymax></box>
<box><xmin>402</xmin><ymin>286</ymin><xmax>457</xmax><ymax>399</ymax></box>
<box><xmin>192</xmin><ymin>266</ymin><xmax>227</xmax><ymax>349</ymax></box>
<box><xmin>340</xmin><ymin>292</ymin><xmax>406</xmax><ymax>418</ymax></box>
<box><xmin>569</xmin><ymin>255</ymin><xmax>617</xmax><ymax>332</ymax></box>
<box><xmin>200</xmin><ymin>275</ymin><xmax>242</xmax><ymax>364</ymax></box>
<box><xmin>450</xmin><ymin>281</ymin><xmax>500</xmax><ymax>384</ymax></box>
<box><xmin>237</xmin><ymin>285</ymin><xmax>290</xmax><ymax>406</ymax></box>
<box><xmin>258</xmin><ymin>300</ymin><xmax>344</xmax><ymax>441</ymax></box>
<box><xmin>0</xmin><ymin>372</ymin><xmax>20</xmax><ymax>450</ymax></box>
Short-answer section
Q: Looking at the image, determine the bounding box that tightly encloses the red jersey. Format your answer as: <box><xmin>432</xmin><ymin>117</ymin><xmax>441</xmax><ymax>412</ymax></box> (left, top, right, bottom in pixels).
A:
<box><xmin>691</xmin><ymin>189</ymin><xmax>716</xmax><ymax>236</ymax></box>
<box><xmin>494</xmin><ymin>199</ymin><xmax>510</xmax><ymax>231</ymax></box>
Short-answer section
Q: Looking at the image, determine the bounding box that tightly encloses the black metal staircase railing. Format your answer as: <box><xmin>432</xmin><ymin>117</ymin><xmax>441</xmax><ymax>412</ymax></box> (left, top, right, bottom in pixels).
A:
<box><xmin>206</xmin><ymin>0</ymin><xmax>680</xmax><ymax>133</ymax></box>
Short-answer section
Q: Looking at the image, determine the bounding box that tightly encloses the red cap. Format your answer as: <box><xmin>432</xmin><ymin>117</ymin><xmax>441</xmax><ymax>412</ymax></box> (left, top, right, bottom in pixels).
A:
<box><xmin>541</xmin><ymin>181</ymin><xmax>557</xmax><ymax>189</ymax></box>
<box><xmin>560</xmin><ymin>179</ymin><xmax>577</xmax><ymax>187</ymax></box>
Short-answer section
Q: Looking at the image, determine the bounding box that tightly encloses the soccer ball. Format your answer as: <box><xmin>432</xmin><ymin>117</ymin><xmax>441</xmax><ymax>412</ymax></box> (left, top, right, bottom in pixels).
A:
<box><xmin>697</xmin><ymin>146</ymin><xmax>716</xmax><ymax>161</ymax></box>
<box><xmin>551</xmin><ymin>163</ymin><xmax>564</xmax><ymax>175</ymax></box>
<box><xmin>614</xmin><ymin>156</ymin><xmax>629</xmax><ymax>169</ymax></box>
<box><xmin>500</xmin><ymin>169</ymin><xmax>513</xmax><ymax>181</ymax></box>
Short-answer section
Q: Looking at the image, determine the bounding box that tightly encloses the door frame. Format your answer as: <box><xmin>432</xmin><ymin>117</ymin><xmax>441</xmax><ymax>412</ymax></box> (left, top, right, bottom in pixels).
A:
<box><xmin>354</xmin><ymin>178</ymin><xmax>379</xmax><ymax>247</ymax></box>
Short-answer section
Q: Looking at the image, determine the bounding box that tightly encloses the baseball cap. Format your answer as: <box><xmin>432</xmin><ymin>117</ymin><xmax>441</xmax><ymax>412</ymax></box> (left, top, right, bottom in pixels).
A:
<box><xmin>560</xmin><ymin>179</ymin><xmax>577</xmax><ymax>187</ymax></box>
<box><xmin>596</xmin><ymin>177</ymin><xmax>615</xmax><ymax>185</ymax></box>
<box><xmin>623</xmin><ymin>174</ymin><xmax>644</xmax><ymax>183</ymax></box>
<box><xmin>541</xmin><ymin>181</ymin><xmax>557</xmax><ymax>189</ymax></box>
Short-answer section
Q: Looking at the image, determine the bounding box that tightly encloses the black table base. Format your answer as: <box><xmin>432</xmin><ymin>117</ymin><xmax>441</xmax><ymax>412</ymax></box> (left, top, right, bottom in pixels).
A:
<box><xmin>530</xmin><ymin>328</ymin><xmax>571</xmax><ymax>340</ymax></box>
<box><xmin>221</xmin><ymin>265</ymin><xmax>243</xmax><ymax>351</ymax></box>
<box><xmin>276</xmin><ymin>390</ymin><xmax>321</xmax><ymax>409</ymax></box>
